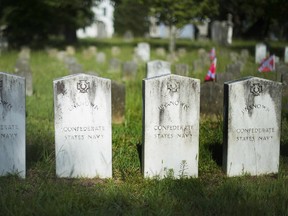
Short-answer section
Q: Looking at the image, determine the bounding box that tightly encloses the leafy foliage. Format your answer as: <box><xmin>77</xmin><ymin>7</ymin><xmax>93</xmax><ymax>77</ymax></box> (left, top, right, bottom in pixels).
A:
<box><xmin>113</xmin><ymin>0</ymin><xmax>150</xmax><ymax>37</ymax></box>
<box><xmin>148</xmin><ymin>0</ymin><xmax>219</xmax><ymax>28</ymax></box>
<box><xmin>0</xmin><ymin>0</ymin><xmax>95</xmax><ymax>46</ymax></box>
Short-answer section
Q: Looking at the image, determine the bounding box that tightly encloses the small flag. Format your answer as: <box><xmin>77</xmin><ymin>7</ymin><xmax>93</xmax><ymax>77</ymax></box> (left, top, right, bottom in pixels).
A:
<box><xmin>209</xmin><ymin>47</ymin><xmax>216</xmax><ymax>60</ymax></box>
<box><xmin>258</xmin><ymin>55</ymin><xmax>275</xmax><ymax>72</ymax></box>
<box><xmin>204</xmin><ymin>58</ymin><xmax>217</xmax><ymax>81</ymax></box>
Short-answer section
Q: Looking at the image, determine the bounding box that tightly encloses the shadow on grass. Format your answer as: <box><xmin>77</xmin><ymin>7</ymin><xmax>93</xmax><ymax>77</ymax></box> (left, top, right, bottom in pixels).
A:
<box><xmin>208</xmin><ymin>142</ymin><xmax>223</xmax><ymax>167</ymax></box>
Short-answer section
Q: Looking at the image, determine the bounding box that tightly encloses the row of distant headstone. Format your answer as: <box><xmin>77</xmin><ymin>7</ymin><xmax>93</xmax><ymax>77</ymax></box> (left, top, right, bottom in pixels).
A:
<box><xmin>14</xmin><ymin>45</ymin><xmax>288</xmax><ymax>117</ymax></box>
<box><xmin>0</xmin><ymin>70</ymin><xmax>282</xmax><ymax>179</ymax></box>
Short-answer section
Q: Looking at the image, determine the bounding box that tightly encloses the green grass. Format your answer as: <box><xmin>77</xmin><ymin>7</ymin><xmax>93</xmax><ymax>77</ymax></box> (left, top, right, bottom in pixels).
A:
<box><xmin>0</xmin><ymin>38</ymin><xmax>288</xmax><ymax>215</ymax></box>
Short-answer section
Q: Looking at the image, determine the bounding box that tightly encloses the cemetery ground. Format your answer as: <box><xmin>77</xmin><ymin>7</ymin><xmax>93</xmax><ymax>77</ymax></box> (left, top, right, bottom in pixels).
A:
<box><xmin>1</xmin><ymin>38</ymin><xmax>288</xmax><ymax>215</ymax></box>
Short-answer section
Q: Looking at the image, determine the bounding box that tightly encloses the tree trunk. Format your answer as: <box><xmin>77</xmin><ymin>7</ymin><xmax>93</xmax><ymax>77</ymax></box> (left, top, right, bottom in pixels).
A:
<box><xmin>64</xmin><ymin>24</ymin><xmax>78</xmax><ymax>44</ymax></box>
<box><xmin>169</xmin><ymin>25</ymin><xmax>177</xmax><ymax>54</ymax></box>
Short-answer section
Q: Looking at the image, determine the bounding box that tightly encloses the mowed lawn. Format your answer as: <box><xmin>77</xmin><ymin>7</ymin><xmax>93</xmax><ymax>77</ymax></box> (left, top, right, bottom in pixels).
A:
<box><xmin>0</xmin><ymin>38</ymin><xmax>288</xmax><ymax>215</ymax></box>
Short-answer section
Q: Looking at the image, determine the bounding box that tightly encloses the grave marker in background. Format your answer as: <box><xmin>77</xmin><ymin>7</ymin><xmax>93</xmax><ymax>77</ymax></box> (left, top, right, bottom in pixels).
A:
<box><xmin>146</xmin><ymin>60</ymin><xmax>171</xmax><ymax>78</ymax></box>
<box><xmin>255</xmin><ymin>43</ymin><xmax>267</xmax><ymax>63</ymax></box>
<box><xmin>174</xmin><ymin>64</ymin><xmax>189</xmax><ymax>76</ymax></box>
<box><xmin>143</xmin><ymin>74</ymin><xmax>200</xmax><ymax>179</ymax></box>
<box><xmin>223</xmin><ymin>77</ymin><xmax>282</xmax><ymax>177</ymax></box>
<box><xmin>54</xmin><ymin>73</ymin><xmax>112</xmax><ymax>178</ymax></box>
<box><xmin>109</xmin><ymin>58</ymin><xmax>121</xmax><ymax>72</ymax></box>
<box><xmin>200</xmin><ymin>82</ymin><xmax>223</xmax><ymax>115</ymax></box>
<box><xmin>15</xmin><ymin>58</ymin><xmax>33</xmax><ymax>96</ymax></box>
<box><xmin>112</xmin><ymin>81</ymin><xmax>125</xmax><ymax>124</ymax></box>
<box><xmin>285</xmin><ymin>46</ymin><xmax>288</xmax><ymax>64</ymax></box>
<box><xmin>122</xmin><ymin>61</ymin><xmax>138</xmax><ymax>81</ymax></box>
<box><xmin>0</xmin><ymin>72</ymin><xmax>26</xmax><ymax>178</ymax></box>
<box><xmin>135</xmin><ymin>42</ymin><xmax>150</xmax><ymax>62</ymax></box>
<box><xmin>96</xmin><ymin>52</ymin><xmax>106</xmax><ymax>64</ymax></box>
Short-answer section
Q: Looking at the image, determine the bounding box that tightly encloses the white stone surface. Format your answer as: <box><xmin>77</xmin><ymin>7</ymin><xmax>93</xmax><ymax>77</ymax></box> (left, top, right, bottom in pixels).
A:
<box><xmin>143</xmin><ymin>74</ymin><xmax>200</xmax><ymax>179</ymax></box>
<box><xmin>255</xmin><ymin>43</ymin><xmax>267</xmax><ymax>63</ymax></box>
<box><xmin>0</xmin><ymin>72</ymin><xmax>25</xmax><ymax>178</ymax></box>
<box><xmin>54</xmin><ymin>73</ymin><xmax>112</xmax><ymax>178</ymax></box>
<box><xmin>146</xmin><ymin>60</ymin><xmax>171</xmax><ymax>78</ymax></box>
<box><xmin>223</xmin><ymin>77</ymin><xmax>282</xmax><ymax>177</ymax></box>
<box><xmin>285</xmin><ymin>47</ymin><xmax>288</xmax><ymax>63</ymax></box>
<box><xmin>136</xmin><ymin>43</ymin><xmax>150</xmax><ymax>62</ymax></box>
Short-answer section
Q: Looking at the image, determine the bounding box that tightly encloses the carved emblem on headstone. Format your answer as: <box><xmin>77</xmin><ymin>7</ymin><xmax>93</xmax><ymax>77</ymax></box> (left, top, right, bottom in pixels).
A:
<box><xmin>250</xmin><ymin>83</ymin><xmax>263</xmax><ymax>96</ymax></box>
<box><xmin>77</xmin><ymin>80</ymin><xmax>90</xmax><ymax>93</ymax></box>
<box><xmin>167</xmin><ymin>80</ymin><xmax>180</xmax><ymax>92</ymax></box>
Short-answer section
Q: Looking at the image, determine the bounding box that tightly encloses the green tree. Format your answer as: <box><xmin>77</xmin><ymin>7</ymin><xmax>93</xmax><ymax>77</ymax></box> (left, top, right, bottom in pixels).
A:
<box><xmin>113</xmin><ymin>0</ymin><xmax>150</xmax><ymax>37</ymax></box>
<box><xmin>0</xmin><ymin>0</ymin><xmax>95</xmax><ymax>47</ymax></box>
<box><xmin>219</xmin><ymin>0</ymin><xmax>288</xmax><ymax>39</ymax></box>
<box><xmin>147</xmin><ymin>0</ymin><xmax>219</xmax><ymax>54</ymax></box>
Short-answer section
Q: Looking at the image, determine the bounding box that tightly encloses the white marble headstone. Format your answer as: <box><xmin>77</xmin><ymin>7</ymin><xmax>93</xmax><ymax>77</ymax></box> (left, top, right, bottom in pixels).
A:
<box><xmin>0</xmin><ymin>72</ymin><xmax>26</xmax><ymax>178</ymax></box>
<box><xmin>255</xmin><ymin>43</ymin><xmax>267</xmax><ymax>63</ymax></box>
<box><xmin>146</xmin><ymin>60</ymin><xmax>171</xmax><ymax>78</ymax></box>
<box><xmin>136</xmin><ymin>43</ymin><xmax>150</xmax><ymax>62</ymax></box>
<box><xmin>284</xmin><ymin>46</ymin><xmax>288</xmax><ymax>64</ymax></box>
<box><xmin>54</xmin><ymin>73</ymin><xmax>112</xmax><ymax>178</ymax></box>
<box><xmin>143</xmin><ymin>74</ymin><xmax>200</xmax><ymax>179</ymax></box>
<box><xmin>223</xmin><ymin>77</ymin><xmax>282</xmax><ymax>177</ymax></box>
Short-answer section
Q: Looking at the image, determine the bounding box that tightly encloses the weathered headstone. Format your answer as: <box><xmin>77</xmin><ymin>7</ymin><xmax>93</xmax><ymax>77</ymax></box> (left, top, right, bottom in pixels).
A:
<box><xmin>281</xmin><ymin>72</ymin><xmax>288</xmax><ymax>114</ymax></box>
<box><xmin>111</xmin><ymin>46</ymin><xmax>121</xmax><ymax>56</ymax></box>
<box><xmin>0</xmin><ymin>72</ymin><xmax>26</xmax><ymax>178</ymax></box>
<box><xmin>240</xmin><ymin>49</ymin><xmax>249</xmax><ymax>61</ymax></box>
<box><xmin>174</xmin><ymin>64</ymin><xmax>189</xmax><ymax>76</ymax></box>
<box><xmin>211</xmin><ymin>21</ymin><xmax>222</xmax><ymax>44</ymax></box>
<box><xmin>143</xmin><ymin>74</ymin><xmax>200</xmax><ymax>179</ymax></box>
<box><xmin>225</xmin><ymin>62</ymin><xmax>242</xmax><ymax>75</ymax></box>
<box><xmin>123</xmin><ymin>30</ymin><xmax>134</xmax><ymax>42</ymax></box>
<box><xmin>109</xmin><ymin>58</ymin><xmax>121</xmax><ymax>72</ymax></box>
<box><xmin>82</xmin><ymin>46</ymin><xmax>97</xmax><ymax>59</ymax></box>
<box><xmin>57</xmin><ymin>51</ymin><xmax>67</xmax><ymax>62</ymax></box>
<box><xmin>96</xmin><ymin>52</ymin><xmax>106</xmax><ymax>64</ymax></box>
<box><xmin>122</xmin><ymin>61</ymin><xmax>138</xmax><ymax>80</ymax></box>
<box><xmin>255</xmin><ymin>43</ymin><xmax>267</xmax><ymax>63</ymax></box>
<box><xmin>200</xmin><ymin>82</ymin><xmax>223</xmax><ymax>115</ymax></box>
<box><xmin>66</xmin><ymin>46</ymin><xmax>76</xmax><ymax>56</ymax></box>
<box><xmin>146</xmin><ymin>60</ymin><xmax>171</xmax><ymax>78</ymax></box>
<box><xmin>177</xmin><ymin>48</ymin><xmax>187</xmax><ymax>57</ymax></box>
<box><xmin>112</xmin><ymin>81</ymin><xmax>125</xmax><ymax>124</ymax></box>
<box><xmin>226</xmin><ymin>13</ymin><xmax>233</xmax><ymax>45</ymax></box>
<box><xmin>46</xmin><ymin>48</ymin><xmax>58</xmax><ymax>58</ymax></box>
<box><xmin>155</xmin><ymin>47</ymin><xmax>166</xmax><ymax>58</ymax></box>
<box><xmin>166</xmin><ymin>52</ymin><xmax>179</xmax><ymax>63</ymax></box>
<box><xmin>0</xmin><ymin>35</ymin><xmax>8</xmax><ymax>55</ymax></box>
<box><xmin>229</xmin><ymin>52</ymin><xmax>239</xmax><ymax>63</ymax></box>
<box><xmin>285</xmin><ymin>47</ymin><xmax>288</xmax><ymax>64</ymax></box>
<box><xmin>63</xmin><ymin>56</ymin><xmax>84</xmax><ymax>75</ymax></box>
<box><xmin>53</xmin><ymin>73</ymin><xmax>112</xmax><ymax>178</ymax></box>
<box><xmin>216</xmin><ymin>72</ymin><xmax>236</xmax><ymax>85</ymax></box>
<box><xmin>211</xmin><ymin>16</ymin><xmax>233</xmax><ymax>45</ymax></box>
<box><xmin>223</xmin><ymin>77</ymin><xmax>282</xmax><ymax>177</ymax></box>
<box><xmin>18</xmin><ymin>47</ymin><xmax>30</xmax><ymax>60</ymax></box>
<box><xmin>88</xmin><ymin>46</ymin><xmax>97</xmax><ymax>55</ymax></box>
<box><xmin>67</xmin><ymin>62</ymin><xmax>84</xmax><ymax>75</ymax></box>
<box><xmin>14</xmin><ymin>58</ymin><xmax>33</xmax><ymax>96</ymax></box>
<box><xmin>135</xmin><ymin>42</ymin><xmax>150</xmax><ymax>62</ymax></box>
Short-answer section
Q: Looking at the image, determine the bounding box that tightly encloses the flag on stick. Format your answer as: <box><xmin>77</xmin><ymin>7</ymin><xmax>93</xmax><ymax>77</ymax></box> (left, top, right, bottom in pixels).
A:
<box><xmin>204</xmin><ymin>58</ymin><xmax>217</xmax><ymax>81</ymax></box>
<box><xmin>258</xmin><ymin>55</ymin><xmax>275</xmax><ymax>72</ymax></box>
